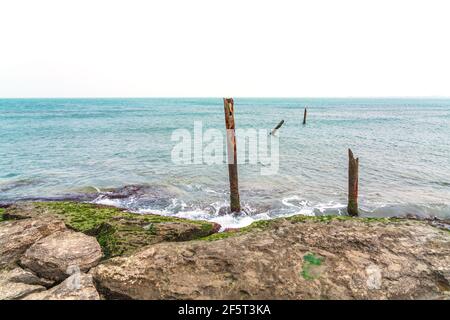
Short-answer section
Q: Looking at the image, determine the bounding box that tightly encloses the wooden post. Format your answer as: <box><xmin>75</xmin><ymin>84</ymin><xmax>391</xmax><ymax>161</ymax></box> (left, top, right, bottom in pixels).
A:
<box><xmin>347</xmin><ymin>148</ymin><xmax>359</xmax><ymax>216</ymax></box>
<box><xmin>303</xmin><ymin>107</ymin><xmax>307</xmax><ymax>125</ymax></box>
<box><xmin>223</xmin><ymin>98</ymin><xmax>241</xmax><ymax>213</ymax></box>
<box><xmin>270</xmin><ymin>120</ymin><xmax>284</xmax><ymax>135</ymax></box>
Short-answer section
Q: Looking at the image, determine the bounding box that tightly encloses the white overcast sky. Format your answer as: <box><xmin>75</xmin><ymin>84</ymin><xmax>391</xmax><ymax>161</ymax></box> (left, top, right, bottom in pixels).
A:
<box><xmin>0</xmin><ymin>0</ymin><xmax>449</xmax><ymax>98</ymax></box>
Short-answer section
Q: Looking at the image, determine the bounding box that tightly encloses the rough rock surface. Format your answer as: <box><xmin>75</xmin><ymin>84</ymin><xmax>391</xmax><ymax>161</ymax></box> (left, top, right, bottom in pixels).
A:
<box><xmin>3</xmin><ymin>267</ymin><xmax>54</xmax><ymax>287</ymax></box>
<box><xmin>0</xmin><ymin>268</ymin><xmax>47</xmax><ymax>300</ymax></box>
<box><xmin>0</xmin><ymin>218</ymin><xmax>66</xmax><ymax>268</ymax></box>
<box><xmin>154</xmin><ymin>222</ymin><xmax>221</xmax><ymax>241</ymax></box>
<box><xmin>20</xmin><ymin>230</ymin><xmax>103</xmax><ymax>281</ymax></box>
<box><xmin>24</xmin><ymin>273</ymin><xmax>100</xmax><ymax>300</ymax></box>
<box><xmin>91</xmin><ymin>217</ymin><xmax>450</xmax><ymax>300</ymax></box>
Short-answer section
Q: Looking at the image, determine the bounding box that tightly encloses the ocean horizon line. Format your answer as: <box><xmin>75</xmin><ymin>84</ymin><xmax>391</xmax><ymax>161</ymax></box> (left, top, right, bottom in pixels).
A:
<box><xmin>1</xmin><ymin>96</ymin><xmax>450</xmax><ymax>100</ymax></box>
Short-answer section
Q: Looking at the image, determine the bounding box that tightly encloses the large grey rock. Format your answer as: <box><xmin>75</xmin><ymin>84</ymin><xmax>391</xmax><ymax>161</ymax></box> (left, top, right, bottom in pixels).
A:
<box><xmin>0</xmin><ymin>218</ymin><xmax>66</xmax><ymax>268</ymax></box>
<box><xmin>3</xmin><ymin>267</ymin><xmax>54</xmax><ymax>287</ymax></box>
<box><xmin>0</xmin><ymin>268</ymin><xmax>47</xmax><ymax>300</ymax></box>
<box><xmin>24</xmin><ymin>273</ymin><xmax>100</xmax><ymax>300</ymax></box>
<box><xmin>20</xmin><ymin>230</ymin><xmax>103</xmax><ymax>281</ymax></box>
<box><xmin>91</xmin><ymin>218</ymin><xmax>450</xmax><ymax>300</ymax></box>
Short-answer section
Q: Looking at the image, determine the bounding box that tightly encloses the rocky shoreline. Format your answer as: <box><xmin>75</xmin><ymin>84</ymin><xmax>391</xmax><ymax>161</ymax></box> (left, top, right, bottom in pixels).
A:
<box><xmin>1</xmin><ymin>201</ymin><xmax>449</xmax><ymax>300</ymax></box>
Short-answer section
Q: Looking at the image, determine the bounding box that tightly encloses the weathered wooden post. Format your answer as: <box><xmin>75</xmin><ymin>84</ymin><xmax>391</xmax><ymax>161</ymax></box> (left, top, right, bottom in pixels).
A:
<box><xmin>347</xmin><ymin>148</ymin><xmax>359</xmax><ymax>216</ymax></box>
<box><xmin>223</xmin><ymin>98</ymin><xmax>241</xmax><ymax>213</ymax></box>
<box><xmin>303</xmin><ymin>107</ymin><xmax>307</xmax><ymax>125</ymax></box>
<box><xmin>270</xmin><ymin>120</ymin><xmax>284</xmax><ymax>135</ymax></box>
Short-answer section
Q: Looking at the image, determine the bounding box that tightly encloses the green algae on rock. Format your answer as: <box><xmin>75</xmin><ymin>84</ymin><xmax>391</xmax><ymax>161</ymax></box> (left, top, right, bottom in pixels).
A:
<box><xmin>0</xmin><ymin>208</ymin><xmax>5</xmax><ymax>222</ymax></box>
<box><xmin>4</xmin><ymin>202</ymin><xmax>220</xmax><ymax>258</ymax></box>
<box><xmin>91</xmin><ymin>217</ymin><xmax>450</xmax><ymax>300</ymax></box>
<box><xmin>199</xmin><ymin>215</ymin><xmax>405</xmax><ymax>242</ymax></box>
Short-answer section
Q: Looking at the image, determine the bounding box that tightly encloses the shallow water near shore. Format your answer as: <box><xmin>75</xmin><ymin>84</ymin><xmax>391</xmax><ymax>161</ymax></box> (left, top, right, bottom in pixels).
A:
<box><xmin>1</xmin><ymin>98</ymin><xmax>450</xmax><ymax>228</ymax></box>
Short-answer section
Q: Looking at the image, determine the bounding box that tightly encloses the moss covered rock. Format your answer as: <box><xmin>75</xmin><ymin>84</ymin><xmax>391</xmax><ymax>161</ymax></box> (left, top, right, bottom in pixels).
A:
<box><xmin>4</xmin><ymin>202</ymin><xmax>220</xmax><ymax>258</ymax></box>
<box><xmin>91</xmin><ymin>217</ymin><xmax>450</xmax><ymax>300</ymax></box>
<box><xmin>200</xmin><ymin>214</ymin><xmax>405</xmax><ymax>241</ymax></box>
<box><xmin>0</xmin><ymin>208</ymin><xmax>6</xmax><ymax>222</ymax></box>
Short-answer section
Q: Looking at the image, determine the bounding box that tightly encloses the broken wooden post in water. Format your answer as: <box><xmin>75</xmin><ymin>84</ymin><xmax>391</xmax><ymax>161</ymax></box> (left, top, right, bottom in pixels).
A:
<box><xmin>347</xmin><ymin>148</ymin><xmax>359</xmax><ymax>216</ymax></box>
<box><xmin>303</xmin><ymin>107</ymin><xmax>307</xmax><ymax>125</ymax></box>
<box><xmin>270</xmin><ymin>120</ymin><xmax>284</xmax><ymax>135</ymax></box>
<box><xmin>223</xmin><ymin>98</ymin><xmax>241</xmax><ymax>213</ymax></box>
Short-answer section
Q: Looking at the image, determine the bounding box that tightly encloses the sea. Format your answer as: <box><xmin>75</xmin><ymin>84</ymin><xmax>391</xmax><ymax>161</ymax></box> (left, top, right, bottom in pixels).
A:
<box><xmin>1</xmin><ymin>98</ymin><xmax>449</xmax><ymax>228</ymax></box>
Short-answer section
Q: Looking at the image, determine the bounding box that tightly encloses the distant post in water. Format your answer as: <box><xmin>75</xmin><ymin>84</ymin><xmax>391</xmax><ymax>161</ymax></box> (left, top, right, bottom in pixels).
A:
<box><xmin>347</xmin><ymin>149</ymin><xmax>359</xmax><ymax>216</ymax></box>
<box><xmin>303</xmin><ymin>107</ymin><xmax>307</xmax><ymax>125</ymax></box>
<box><xmin>223</xmin><ymin>98</ymin><xmax>241</xmax><ymax>213</ymax></box>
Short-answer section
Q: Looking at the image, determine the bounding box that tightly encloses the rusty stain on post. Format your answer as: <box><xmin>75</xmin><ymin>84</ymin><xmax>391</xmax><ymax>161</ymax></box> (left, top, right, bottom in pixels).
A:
<box><xmin>223</xmin><ymin>98</ymin><xmax>241</xmax><ymax>213</ymax></box>
<box><xmin>347</xmin><ymin>148</ymin><xmax>359</xmax><ymax>216</ymax></box>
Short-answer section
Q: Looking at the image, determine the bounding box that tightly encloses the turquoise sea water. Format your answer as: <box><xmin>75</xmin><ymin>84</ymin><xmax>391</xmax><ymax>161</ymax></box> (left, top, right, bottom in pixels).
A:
<box><xmin>1</xmin><ymin>98</ymin><xmax>449</xmax><ymax>228</ymax></box>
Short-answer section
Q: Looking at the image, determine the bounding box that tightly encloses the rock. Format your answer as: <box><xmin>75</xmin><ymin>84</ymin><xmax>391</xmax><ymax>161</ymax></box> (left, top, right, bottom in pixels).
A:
<box><xmin>0</xmin><ymin>268</ymin><xmax>46</xmax><ymax>300</ymax></box>
<box><xmin>155</xmin><ymin>222</ymin><xmax>221</xmax><ymax>241</ymax></box>
<box><xmin>4</xmin><ymin>267</ymin><xmax>54</xmax><ymax>287</ymax></box>
<box><xmin>0</xmin><ymin>208</ymin><xmax>6</xmax><ymax>221</ymax></box>
<box><xmin>102</xmin><ymin>184</ymin><xmax>171</xmax><ymax>200</ymax></box>
<box><xmin>0</xmin><ymin>218</ymin><xmax>66</xmax><ymax>268</ymax></box>
<box><xmin>2</xmin><ymin>202</ymin><xmax>44</xmax><ymax>220</ymax></box>
<box><xmin>91</xmin><ymin>217</ymin><xmax>450</xmax><ymax>300</ymax></box>
<box><xmin>4</xmin><ymin>201</ymin><xmax>220</xmax><ymax>258</ymax></box>
<box><xmin>23</xmin><ymin>273</ymin><xmax>100</xmax><ymax>300</ymax></box>
<box><xmin>20</xmin><ymin>230</ymin><xmax>103</xmax><ymax>281</ymax></box>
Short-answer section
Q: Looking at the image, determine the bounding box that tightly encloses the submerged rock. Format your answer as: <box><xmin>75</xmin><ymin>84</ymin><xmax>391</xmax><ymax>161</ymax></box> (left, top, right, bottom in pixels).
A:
<box><xmin>24</xmin><ymin>273</ymin><xmax>100</xmax><ymax>300</ymax></box>
<box><xmin>91</xmin><ymin>217</ymin><xmax>450</xmax><ymax>300</ymax></box>
<box><xmin>20</xmin><ymin>230</ymin><xmax>103</xmax><ymax>281</ymax></box>
<box><xmin>100</xmin><ymin>185</ymin><xmax>155</xmax><ymax>199</ymax></box>
<box><xmin>0</xmin><ymin>218</ymin><xmax>66</xmax><ymax>268</ymax></box>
